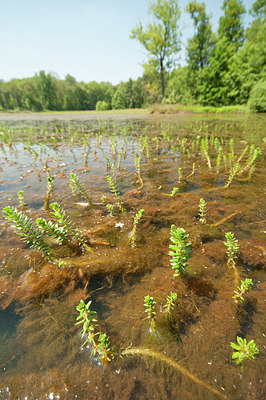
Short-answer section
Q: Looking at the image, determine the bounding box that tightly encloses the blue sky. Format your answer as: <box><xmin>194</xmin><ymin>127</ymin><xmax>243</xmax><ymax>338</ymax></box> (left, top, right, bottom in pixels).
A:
<box><xmin>0</xmin><ymin>0</ymin><xmax>255</xmax><ymax>84</ymax></box>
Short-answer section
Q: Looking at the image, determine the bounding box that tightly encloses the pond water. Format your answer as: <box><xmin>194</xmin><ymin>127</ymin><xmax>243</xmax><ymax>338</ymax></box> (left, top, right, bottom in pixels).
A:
<box><xmin>0</xmin><ymin>113</ymin><xmax>265</xmax><ymax>400</ymax></box>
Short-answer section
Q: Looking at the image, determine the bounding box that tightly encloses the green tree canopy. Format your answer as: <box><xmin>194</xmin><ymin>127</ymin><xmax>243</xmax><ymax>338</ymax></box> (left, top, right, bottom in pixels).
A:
<box><xmin>131</xmin><ymin>0</ymin><xmax>181</xmax><ymax>98</ymax></box>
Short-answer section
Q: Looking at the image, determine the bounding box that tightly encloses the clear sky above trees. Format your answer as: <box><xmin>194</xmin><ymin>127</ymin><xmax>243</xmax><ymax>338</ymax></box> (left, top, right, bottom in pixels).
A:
<box><xmin>0</xmin><ymin>0</ymin><xmax>254</xmax><ymax>83</ymax></box>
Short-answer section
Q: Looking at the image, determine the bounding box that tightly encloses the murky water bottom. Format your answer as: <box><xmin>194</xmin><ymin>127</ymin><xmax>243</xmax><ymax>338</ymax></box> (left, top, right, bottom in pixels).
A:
<box><xmin>0</xmin><ymin>114</ymin><xmax>265</xmax><ymax>399</ymax></box>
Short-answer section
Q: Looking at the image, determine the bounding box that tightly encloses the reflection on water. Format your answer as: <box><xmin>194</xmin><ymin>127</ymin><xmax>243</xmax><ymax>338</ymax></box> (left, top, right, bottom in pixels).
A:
<box><xmin>0</xmin><ymin>115</ymin><xmax>265</xmax><ymax>399</ymax></box>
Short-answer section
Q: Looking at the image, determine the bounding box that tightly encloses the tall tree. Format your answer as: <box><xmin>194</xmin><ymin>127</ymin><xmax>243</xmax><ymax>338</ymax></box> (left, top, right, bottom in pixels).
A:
<box><xmin>218</xmin><ymin>0</ymin><xmax>246</xmax><ymax>50</ymax></box>
<box><xmin>131</xmin><ymin>0</ymin><xmax>181</xmax><ymax>98</ymax></box>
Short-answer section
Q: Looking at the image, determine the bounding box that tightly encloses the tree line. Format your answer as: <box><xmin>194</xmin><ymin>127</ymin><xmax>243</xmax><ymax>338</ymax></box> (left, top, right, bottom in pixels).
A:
<box><xmin>0</xmin><ymin>0</ymin><xmax>265</xmax><ymax>112</ymax></box>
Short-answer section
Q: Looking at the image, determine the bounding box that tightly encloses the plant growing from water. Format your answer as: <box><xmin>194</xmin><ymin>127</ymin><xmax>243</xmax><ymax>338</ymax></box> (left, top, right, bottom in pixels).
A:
<box><xmin>144</xmin><ymin>295</ymin><xmax>156</xmax><ymax>333</ymax></box>
<box><xmin>230</xmin><ymin>337</ymin><xmax>259</xmax><ymax>365</ymax></box>
<box><xmin>76</xmin><ymin>299</ymin><xmax>114</xmax><ymax>364</ymax></box>
<box><xmin>163</xmin><ymin>292</ymin><xmax>177</xmax><ymax>321</ymax></box>
<box><xmin>224</xmin><ymin>232</ymin><xmax>239</xmax><ymax>268</ymax></box>
<box><xmin>224</xmin><ymin>162</ymin><xmax>240</xmax><ymax>188</ymax></box>
<box><xmin>169</xmin><ymin>225</ymin><xmax>192</xmax><ymax>277</ymax></box>
<box><xmin>69</xmin><ymin>173</ymin><xmax>93</xmax><ymax>206</ymax></box>
<box><xmin>44</xmin><ymin>172</ymin><xmax>54</xmax><ymax>210</ymax></box>
<box><xmin>3</xmin><ymin>206</ymin><xmax>53</xmax><ymax>261</ymax></box>
<box><xmin>50</xmin><ymin>202</ymin><xmax>92</xmax><ymax>252</ymax></box>
<box><xmin>36</xmin><ymin>218</ymin><xmax>69</xmax><ymax>245</ymax></box>
<box><xmin>18</xmin><ymin>190</ymin><xmax>26</xmax><ymax>209</ymax></box>
<box><xmin>134</xmin><ymin>154</ymin><xmax>143</xmax><ymax>190</ymax></box>
<box><xmin>107</xmin><ymin>174</ymin><xmax>126</xmax><ymax>213</ymax></box>
<box><xmin>233</xmin><ymin>278</ymin><xmax>253</xmax><ymax>304</ymax></box>
<box><xmin>128</xmin><ymin>208</ymin><xmax>144</xmax><ymax>248</ymax></box>
<box><xmin>198</xmin><ymin>198</ymin><xmax>207</xmax><ymax>223</ymax></box>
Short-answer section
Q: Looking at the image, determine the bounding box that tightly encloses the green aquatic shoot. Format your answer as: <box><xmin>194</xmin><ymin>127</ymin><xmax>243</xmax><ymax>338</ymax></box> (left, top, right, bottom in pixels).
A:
<box><xmin>134</xmin><ymin>154</ymin><xmax>143</xmax><ymax>190</ymax></box>
<box><xmin>224</xmin><ymin>232</ymin><xmax>239</xmax><ymax>268</ymax></box>
<box><xmin>233</xmin><ymin>278</ymin><xmax>253</xmax><ymax>304</ymax></box>
<box><xmin>224</xmin><ymin>163</ymin><xmax>240</xmax><ymax>188</ymax></box>
<box><xmin>239</xmin><ymin>147</ymin><xmax>261</xmax><ymax>174</ymax></box>
<box><xmin>171</xmin><ymin>187</ymin><xmax>179</xmax><ymax>197</ymax></box>
<box><xmin>3</xmin><ymin>206</ymin><xmax>53</xmax><ymax>261</ymax></box>
<box><xmin>18</xmin><ymin>190</ymin><xmax>26</xmax><ymax>209</ymax></box>
<box><xmin>128</xmin><ymin>209</ymin><xmax>144</xmax><ymax>248</ymax></box>
<box><xmin>198</xmin><ymin>198</ymin><xmax>207</xmax><ymax>224</ymax></box>
<box><xmin>69</xmin><ymin>173</ymin><xmax>93</xmax><ymax>206</ymax></box>
<box><xmin>50</xmin><ymin>202</ymin><xmax>91</xmax><ymax>251</ymax></box>
<box><xmin>36</xmin><ymin>218</ymin><xmax>69</xmax><ymax>244</ymax></box>
<box><xmin>76</xmin><ymin>299</ymin><xmax>114</xmax><ymax>364</ymax></box>
<box><xmin>144</xmin><ymin>295</ymin><xmax>156</xmax><ymax>332</ymax></box>
<box><xmin>107</xmin><ymin>175</ymin><xmax>126</xmax><ymax>213</ymax></box>
<box><xmin>169</xmin><ymin>225</ymin><xmax>192</xmax><ymax>277</ymax></box>
<box><xmin>163</xmin><ymin>292</ymin><xmax>177</xmax><ymax>320</ymax></box>
<box><xmin>178</xmin><ymin>168</ymin><xmax>182</xmax><ymax>183</ymax></box>
<box><xmin>230</xmin><ymin>337</ymin><xmax>259</xmax><ymax>365</ymax></box>
<box><xmin>44</xmin><ymin>172</ymin><xmax>54</xmax><ymax>210</ymax></box>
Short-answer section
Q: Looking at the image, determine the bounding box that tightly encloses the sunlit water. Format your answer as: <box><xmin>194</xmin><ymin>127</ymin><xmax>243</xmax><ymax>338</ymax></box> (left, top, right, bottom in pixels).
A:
<box><xmin>0</xmin><ymin>114</ymin><xmax>265</xmax><ymax>400</ymax></box>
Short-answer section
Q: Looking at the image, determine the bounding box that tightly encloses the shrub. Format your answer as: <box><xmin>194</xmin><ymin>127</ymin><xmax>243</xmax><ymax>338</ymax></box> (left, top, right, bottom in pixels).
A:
<box><xmin>96</xmin><ymin>100</ymin><xmax>109</xmax><ymax>111</ymax></box>
<box><xmin>248</xmin><ymin>80</ymin><xmax>266</xmax><ymax>112</ymax></box>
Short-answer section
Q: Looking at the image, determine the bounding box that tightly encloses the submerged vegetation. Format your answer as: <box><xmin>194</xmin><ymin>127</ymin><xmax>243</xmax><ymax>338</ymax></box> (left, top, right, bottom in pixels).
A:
<box><xmin>0</xmin><ymin>116</ymin><xmax>264</xmax><ymax>399</ymax></box>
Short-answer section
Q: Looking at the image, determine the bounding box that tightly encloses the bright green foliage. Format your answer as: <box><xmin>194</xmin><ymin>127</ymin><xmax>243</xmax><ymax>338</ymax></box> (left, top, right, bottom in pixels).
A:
<box><xmin>129</xmin><ymin>209</ymin><xmax>144</xmax><ymax>248</ymax></box>
<box><xmin>44</xmin><ymin>173</ymin><xmax>54</xmax><ymax>210</ymax></box>
<box><xmin>218</xmin><ymin>0</ymin><xmax>246</xmax><ymax>49</ymax></box>
<box><xmin>144</xmin><ymin>295</ymin><xmax>156</xmax><ymax>321</ymax></box>
<box><xmin>69</xmin><ymin>173</ymin><xmax>93</xmax><ymax>205</ymax></box>
<box><xmin>96</xmin><ymin>100</ymin><xmax>109</xmax><ymax>111</ymax></box>
<box><xmin>36</xmin><ymin>218</ymin><xmax>69</xmax><ymax>244</ymax></box>
<box><xmin>107</xmin><ymin>175</ymin><xmax>126</xmax><ymax>213</ymax></box>
<box><xmin>169</xmin><ymin>225</ymin><xmax>192</xmax><ymax>277</ymax></box>
<box><xmin>240</xmin><ymin>146</ymin><xmax>262</xmax><ymax>173</ymax></box>
<box><xmin>111</xmin><ymin>90</ymin><xmax>126</xmax><ymax>110</ymax></box>
<box><xmin>230</xmin><ymin>337</ymin><xmax>259</xmax><ymax>365</ymax></box>
<box><xmin>233</xmin><ymin>278</ymin><xmax>253</xmax><ymax>303</ymax></box>
<box><xmin>198</xmin><ymin>198</ymin><xmax>207</xmax><ymax>223</ymax></box>
<box><xmin>131</xmin><ymin>0</ymin><xmax>181</xmax><ymax>97</ymax></box>
<box><xmin>163</xmin><ymin>292</ymin><xmax>178</xmax><ymax>319</ymax></box>
<box><xmin>224</xmin><ymin>162</ymin><xmax>240</xmax><ymax>187</ymax></box>
<box><xmin>3</xmin><ymin>206</ymin><xmax>53</xmax><ymax>261</ymax></box>
<box><xmin>50</xmin><ymin>202</ymin><xmax>89</xmax><ymax>250</ymax></box>
<box><xmin>18</xmin><ymin>190</ymin><xmax>26</xmax><ymax>208</ymax></box>
<box><xmin>76</xmin><ymin>300</ymin><xmax>114</xmax><ymax>363</ymax></box>
<box><xmin>224</xmin><ymin>232</ymin><xmax>239</xmax><ymax>267</ymax></box>
<box><xmin>248</xmin><ymin>80</ymin><xmax>266</xmax><ymax>112</ymax></box>
<box><xmin>171</xmin><ymin>187</ymin><xmax>179</xmax><ymax>197</ymax></box>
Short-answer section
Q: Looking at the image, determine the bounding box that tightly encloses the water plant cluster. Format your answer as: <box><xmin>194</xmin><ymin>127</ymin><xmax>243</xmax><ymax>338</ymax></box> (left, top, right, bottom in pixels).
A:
<box><xmin>0</xmin><ymin>118</ymin><xmax>264</xmax><ymax>399</ymax></box>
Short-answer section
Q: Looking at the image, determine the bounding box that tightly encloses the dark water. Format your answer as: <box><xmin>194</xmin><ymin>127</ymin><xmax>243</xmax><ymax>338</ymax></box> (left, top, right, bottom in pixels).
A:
<box><xmin>0</xmin><ymin>114</ymin><xmax>265</xmax><ymax>400</ymax></box>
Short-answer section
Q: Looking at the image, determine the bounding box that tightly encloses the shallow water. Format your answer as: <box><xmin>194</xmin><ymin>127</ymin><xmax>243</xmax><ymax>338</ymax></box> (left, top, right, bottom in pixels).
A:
<box><xmin>0</xmin><ymin>114</ymin><xmax>265</xmax><ymax>400</ymax></box>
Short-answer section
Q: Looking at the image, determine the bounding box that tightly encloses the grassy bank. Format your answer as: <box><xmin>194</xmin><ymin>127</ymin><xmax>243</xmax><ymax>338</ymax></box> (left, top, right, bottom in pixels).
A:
<box><xmin>149</xmin><ymin>103</ymin><xmax>249</xmax><ymax>114</ymax></box>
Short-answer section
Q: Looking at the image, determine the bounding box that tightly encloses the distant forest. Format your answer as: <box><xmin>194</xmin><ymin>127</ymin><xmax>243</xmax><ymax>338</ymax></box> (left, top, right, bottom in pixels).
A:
<box><xmin>0</xmin><ymin>0</ymin><xmax>265</xmax><ymax>112</ymax></box>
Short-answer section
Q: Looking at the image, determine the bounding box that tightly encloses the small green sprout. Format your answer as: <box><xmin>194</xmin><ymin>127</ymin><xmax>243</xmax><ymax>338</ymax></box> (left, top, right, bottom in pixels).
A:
<box><xmin>36</xmin><ymin>218</ymin><xmax>69</xmax><ymax>245</ymax></box>
<box><xmin>178</xmin><ymin>168</ymin><xmax>182</xmax><ymax>183</ymax></box>
<box><xmin>163</xmin><ymin>292</ymin><xmax>178</xmax><ymax>320</ymax></box>
<box><xmin>198</xmin><ymin>198</ymin><xmax>207</xmax><ymax>224</ymax></box>
<box><xmin>224</xmin><ymin>163</ymin><xmax>240</xmax><ymax>188</ymax></box>
<box><xmin>233</xmin><ymin>278</ymin><xmax>253</xmax><ymax>304</ymax></box>
<box><xmin>144</xmin><ymin>295</ymin><xmax>156</xmax><ymax>332</ymax></box>
<box><xmin>224</xmin><ymin>232</ymin><xmax>239</xmax><ymax>268</ymax></box>
<box><xmin>169</xmin><ymin>225</ymin><xmax>192</xmax><ymax>277</ymax></box>
<box><xmin>3</xmin><ymin>206</ymin><xmax>53</xmax><ymax>261</ymax></box>
<box><xmin>69</xmin><ymin>173</ymin><xmax>93</xmax><ymax>205</ymax></box>
<box><xmin>44</xmin><ymin>172</ymin><xmax>54</xmax><ymax>210</ymax></box>
<box><xmin>171</xmin><ymin>187</ymin><xmax>179</xmax><ymax>197</ymax></box>
<box><xmin>107</xmin><ymin>175</ymin><xmax>126</xmax><ymax>213</ymax></box>
<box><xmin>129</xmin><ymin>209</ymin><xmax>144</xmax><ymax>248</ymax></box>
<box><xmin>230</xmin><ymin>337</ymin><xmax>259</xmax><ymax>365</ymax></box>
<box><xmin>18</xmin><ymin>190</ymin><xmax>26</xmax><ymax>209</ymax></box>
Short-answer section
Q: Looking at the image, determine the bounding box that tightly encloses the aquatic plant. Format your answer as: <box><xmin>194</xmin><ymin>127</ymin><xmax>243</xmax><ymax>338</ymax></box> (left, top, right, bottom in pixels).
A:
<box><xmin>3</xmin><ymin>206</ymin><xmax>53</xmax><ymax>261</ymax></box>
<box><xmin>134</xmin><ymin>154</ymin><xmax>144</xmax><ymax>190</ymax></box>
<box><xmin>18</xmin><ymin>190</ymin><xmax>26</xmax><ymax>209</ymax></box>
<box><xmin>128</xmin><ymin>208</ymin><xmax>144</xmax><ymax>248</ymax></box>
<box><xmin>230</xmin><ymin>337</ymin><xmax>259</xmax><ymax>365</ymax></box>
<box><xmin>224</xmin><ymin>162</ymin><xmax>240</xmax><ymax>188</ymax></box>
<box><xmin>171</xmin><ymin>187</ymin><xmax>179</xmax><ymax>197</ymax></box>
<box><xmin>36</xmin><ymin>218</ymin><xmax>69</xmax><ymax>244</ymax></box>
<box><xmin>69</xmin><ymin>173</ymin><xmax>93</xmax><ymax>206</ymax></box>
<box><xmin>224</xmin><ymin>232</ymin><xmax>239</xmax><ymax>268</ymax></box>
<box><xmin>178</xmin><ymin>167</ymin><xmax>182</xmax><ymax>183</ymax></box>
<box><xmin>200</xmin><ymin>137</ymin><xmax>212</xmax><ymax>169</ymax></box>
<box><xmin>239</xmin><ymin>147</ymin><xmax>261</xmax><ymax>174</ymax></box>
<box><xmin>144</xmin><ymin>295</ymin><xmax>156</xmax><ymax>333</ymax></box>
<box><xmin>50</xmin><ymin>202</ymin><xmax>92</xmax><ymax>251</ymax></box>
<box><xmin>44</xmin><ymin>172</ymin><xmax>54</xmax><ymax>210</ymax></box>
<box><xmin>169</xmin><ymin>225</ymin><xmax>192</xmax><ymax>277</ymax></box>
<box><xmin>233</xmin><ymin>278</ymin><xmax>253</xmax><ymax>304</ymax></box>
<box><xmin>198</xmin><ymin>198</ymin><xmax>207</xmax><ymax>224</ymax></box>
<box><xmin>107</xmin><ymin>174</ymin><xmax>126</xmax><ymax>213</ymax></box>
<box><xmin>163</xmin><ymin>292</ymin><xmax>177</xmax><ymax>320</ymax></box>
<box><xmin>76</xmin><ymin>299</ymin><xmax>114</xmax><ymax>364</ymax></box>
